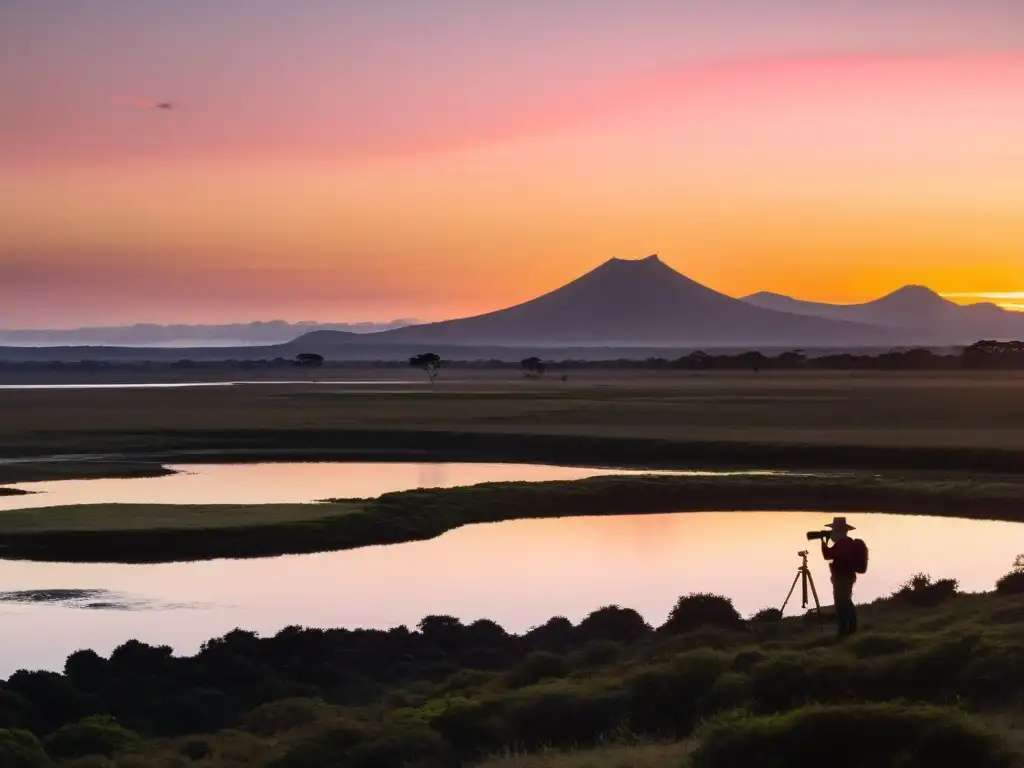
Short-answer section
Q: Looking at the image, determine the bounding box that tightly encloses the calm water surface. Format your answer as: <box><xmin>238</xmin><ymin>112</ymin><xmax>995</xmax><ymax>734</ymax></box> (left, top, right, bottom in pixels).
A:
<box><xmin>0</xmin><ymin>462</ymin><xmax>761</xmax><ymax>509</ymax></box>
<box><xmin>1</xmin><ymin>510</ymin><xmax>1022</xmax><ymax>675</ymax></box>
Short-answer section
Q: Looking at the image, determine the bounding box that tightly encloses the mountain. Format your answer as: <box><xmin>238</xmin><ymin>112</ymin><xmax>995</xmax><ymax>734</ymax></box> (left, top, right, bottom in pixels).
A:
<box><xmin>742</xmin><ymin>286</ymin><xmax>1024</xmax><ymax>342</ymax></box>
<box><xmin>296</xmin><ymin>255</ymin><xmax>892</xmax><ymax>349</ymax></box>
<box><xmin>0</xmin><ymin>319</ymin><xmax>417</xmax><ymax>347</ymax></box>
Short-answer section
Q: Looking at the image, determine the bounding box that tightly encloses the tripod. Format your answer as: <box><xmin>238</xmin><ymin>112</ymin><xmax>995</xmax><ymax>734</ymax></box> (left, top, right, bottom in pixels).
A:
<box><xmin>779</xmin><ymin>550</ymin><xmax>823</xmax><ymax>627</ymax></box>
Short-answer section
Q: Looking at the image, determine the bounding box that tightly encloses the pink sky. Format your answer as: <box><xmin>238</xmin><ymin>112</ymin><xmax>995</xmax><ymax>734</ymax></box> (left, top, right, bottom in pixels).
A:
<box><xmin>2</xmin><ymin>1</ymin><xmax>1023</xmax><ymax>326</ymax></box>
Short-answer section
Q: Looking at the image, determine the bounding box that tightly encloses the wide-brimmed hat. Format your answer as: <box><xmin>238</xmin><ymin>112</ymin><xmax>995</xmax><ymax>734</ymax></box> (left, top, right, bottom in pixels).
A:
<box><xmin>824</xmin><ymin>516</ymin><xmax>856</xmax><ymax>532</ymax></box>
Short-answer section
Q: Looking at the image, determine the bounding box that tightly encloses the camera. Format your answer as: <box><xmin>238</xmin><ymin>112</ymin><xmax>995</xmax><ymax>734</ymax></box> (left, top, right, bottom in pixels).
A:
<box><xmin>806</xmin><ymin>530</ymin><xmax>831</xmax><ymax>541</ymax></box>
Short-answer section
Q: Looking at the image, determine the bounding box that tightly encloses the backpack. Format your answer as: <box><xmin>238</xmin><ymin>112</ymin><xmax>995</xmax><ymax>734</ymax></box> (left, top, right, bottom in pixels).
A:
<box><xmin>850</xmin><ymin>538</ymin><xmax>869</xmax><ymax>574</ymax></box>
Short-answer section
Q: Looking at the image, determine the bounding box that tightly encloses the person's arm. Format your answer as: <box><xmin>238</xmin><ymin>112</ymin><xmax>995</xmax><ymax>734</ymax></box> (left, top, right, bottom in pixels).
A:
<box><xmin>821</xmin><ymin>539</ymin><xmax>833</xmax><ymax>559</ymax></box>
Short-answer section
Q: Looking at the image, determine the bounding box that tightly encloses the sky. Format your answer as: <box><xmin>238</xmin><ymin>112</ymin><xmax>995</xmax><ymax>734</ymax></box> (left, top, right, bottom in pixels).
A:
<box><xmin>1</xmin><ymin>0</ymin><xmax>1023</xmax><ymax>327</ymax></box>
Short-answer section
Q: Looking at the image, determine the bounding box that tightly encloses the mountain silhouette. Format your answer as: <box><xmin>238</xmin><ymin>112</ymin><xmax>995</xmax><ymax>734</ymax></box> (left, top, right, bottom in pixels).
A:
<box><xmin>743</xmin><ymin>285</ymin><xmax>1024</xmax><ymax>342</ymax></box>
<box><xmin>304</xmin><ymin>255</ymin><xmax>891</xmax><ymax>347</ymax></box>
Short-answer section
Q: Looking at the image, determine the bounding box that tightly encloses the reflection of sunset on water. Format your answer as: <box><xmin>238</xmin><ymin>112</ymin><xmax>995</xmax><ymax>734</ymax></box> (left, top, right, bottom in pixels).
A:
<box><xmin>2</xmin><ymin>509</ymin><xmax>1023</xmax><ymax>676</ymax></box>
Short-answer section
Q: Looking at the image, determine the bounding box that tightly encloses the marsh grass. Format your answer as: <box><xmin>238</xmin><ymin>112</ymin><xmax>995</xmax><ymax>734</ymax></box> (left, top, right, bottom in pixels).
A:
<box><xmin>4</xmin><ymin>471</ymin><xmax>1024</xmax><ymax>562</ymax></box>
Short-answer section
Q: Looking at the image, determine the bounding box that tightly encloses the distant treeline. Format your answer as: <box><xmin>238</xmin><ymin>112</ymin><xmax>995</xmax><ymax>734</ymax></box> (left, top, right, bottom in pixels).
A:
<box><xmin>0</xmin><ymin>340</ymin><xmax>1021</xmax><ymax>373</ymax></box>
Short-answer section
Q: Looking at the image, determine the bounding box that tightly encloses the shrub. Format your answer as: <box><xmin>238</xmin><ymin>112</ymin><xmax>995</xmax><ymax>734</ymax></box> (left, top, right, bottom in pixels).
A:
<box><xmin>577</xmin><ymin>606</ymin><xmax>651</xmax><ymax>643</ymax></box>
<box><xmin>660</xmin><ymin>594</ymin><xmax>745</xmax><ymax>635</ymax></box>
<box><xmin>505</xmin><ymin>652</ymin><xmax>570</xmax><ymax>689</ymax></box>
<box><xmin>179</xmin><ymin>738</ymin><xmax>213</xmax><ymax>761</ymax></box>
<box><xmin>995</xmin><ymin>556</ymin><xmax>1024</xmax><ymax>594</ymax></box>
<box><xmin>889</xmin><ymin>574</ymin><xmax>959</xmax><ymax>607</ymax></box>
<box><xmin>626</xmin><ymin>649</ymin><xmax>731</xmax><ymax>735</ymax></box>
<box><xmin>750</xmin><ymin>607</ymin><xmax>782</xmax><ymax>623</ymax></box>
<box><xmin>692</xmin><ymin>703</ymin><xmax>1015</xmax><ymax>768</ymax></box>
<box><xmin>0</xmin><ymin>728</ymin><xmax>50</xmax><ymax>768</ymax></box>
<box><xmin>267</xmin><ymin>721</ymin><xmax>372</xmax><ymax>768</ymax></box>
<box><xmin>45</xmin><ymin>715</ymin><xmax>141</xmax><ymax>761</ymax></box>
<box><xmin>567</xmin><ymin>640</ymin><xmax>622</xmax><ymax>669</ymax></box>
<box><xmin>849</xmin><ymin>633</ymin><xmax>915</xmax><ymax>659</ymax></box>
<box><xmin>242</xmin><ymin>697</ymin><xmax>326</xmax><ymax>737</ymax></box>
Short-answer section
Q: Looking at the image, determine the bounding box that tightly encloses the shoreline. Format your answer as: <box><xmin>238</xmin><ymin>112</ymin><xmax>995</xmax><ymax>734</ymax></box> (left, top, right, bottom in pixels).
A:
<box><xmin>3</xmin><ymin>424</ymin><xmax>1024</xmax><ymax>486</ymax></box>
<box><xmin>3</xmin><ymin>472</ymin><xmax>1024</xmax><ymax>563</ymax></box>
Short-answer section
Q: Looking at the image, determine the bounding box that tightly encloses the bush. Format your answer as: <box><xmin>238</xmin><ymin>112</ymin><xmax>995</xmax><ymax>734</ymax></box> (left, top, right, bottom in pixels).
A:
<box><xmin>692</xmin><ymin>704</ymin><xmax>1015</xmax><ymax>768</ymax></box>
<box><xmin>0</xmin><ymin>729</ymin><xmax>50</xmax><ymax>768</ymax></box>
<box><xmin>577</xmin><ymin>606</ymin><xmax>651</xmax><ymax>643</ymax></box>
<box><xmin>849</xmin><ymin>633</ymin><xmax>915</xmax><ymax>659</ymax></box>
<box><xmin>567</xmin><ymin>640</ymin><xmax>622</xmax><ymax>669</ymax></box>
<box><xmin>45</xmin><ymin>715</ymin><xmax>141</xmax><ymax>760</ymax></box>
<box><xmin>179</xmin><ymin>738</ymin><xmax>213</xmax><ymax>761</ymax></box>
<box><xmin>750</xmin><ymin>607</ymin><xmax>782</xmax><ymax>623</ymax></box>
<box><xmin>242</xmin><ymin>697</ymin><xmax>326</xmax><ymax>737</ymax></box>
<box><xmin>995</xmin><ymin>556</ymin><xmax>1024</xmax><ymax>594</ymax></box>
<box><xmin>271</xmin><ymin>722</ymin><xmax>452</xmax><ymax>768</ymax></box>
<box><xmin>505</xmin><ymin>652</ymin><xmax>570</xmax><ymax>689</ymax></box>
<box><xmin>660</xmin><ymin>594</ymin><xmax>745</xmax><ymax>635</ymax></box>
<box><xmin>889</xmin><ymin>574</ymin><xmax>958</xmax><ymax>607</ymax></box>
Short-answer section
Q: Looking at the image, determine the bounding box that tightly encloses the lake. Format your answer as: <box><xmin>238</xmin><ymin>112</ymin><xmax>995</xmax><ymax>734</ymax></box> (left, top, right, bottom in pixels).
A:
<box><xmin>0</xmin><ymin>461</ymin><xmax>770</xmax><ymax>509</ymax></box>
<box><xmin>1</xmin><ymin>509</ymin><xmax>1022</xmax><ymax>675</ymax></box>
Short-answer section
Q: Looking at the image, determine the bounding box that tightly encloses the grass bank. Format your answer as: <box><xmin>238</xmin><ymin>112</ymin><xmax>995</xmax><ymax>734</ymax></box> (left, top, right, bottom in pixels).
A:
<box><xmin>3</xmin><ymin>472</ymin><xmax>1024</xmax><ymax>563</ymax></box>
<box><xmin>3</xmin><ymin>373</ymin><xmax>1024</xmax><ymax>484</ymax></box>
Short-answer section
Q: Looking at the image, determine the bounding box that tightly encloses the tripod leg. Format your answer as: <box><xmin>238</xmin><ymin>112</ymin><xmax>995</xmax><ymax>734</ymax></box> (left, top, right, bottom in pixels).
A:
<box><xmin>779</xmin><ymin>570</ymin><xmax>801</xmax><ymax>618</ymax></box>
<box><xmin>806</xmin><ymin>568</ymin><xmax>824</xmax><ymax>630</ymax></box>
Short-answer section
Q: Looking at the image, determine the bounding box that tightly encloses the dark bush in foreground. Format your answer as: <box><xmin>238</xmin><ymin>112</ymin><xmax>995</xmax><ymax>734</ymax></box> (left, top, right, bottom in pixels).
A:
<box><xmin>272</xmin><ymin>721</ymin><xmax>453</xmax><ymax>768</ymax></box>
<box><xmin>504</xmin><ymin>652</ymin><xmax>569</xmax><ymax>689</ymax></box>
<box><xmin>242</xmin><ymin>697</ymin><xmax>326</xmax><ymax>737</ymax></box>
<box><xmin>660</xmin><ymin>593</ymin><xmax>745</xmax><ymax>635</ymax></box>
<box><xmin>45</xmin><ymin>715</ymin><xmax>140</xmax><ymax>760</ymax></box>
<box><xmin>577</xmin><ymin>606</ymin><xmax>651</xmax><ymax>643</ymax></box>
<box><xmin>889</xmin><ymin>573</ymin><xmax>959</xmax><ymax>607</ymax></box>
<box><xmin>995</xmin><ymin>557</ymin><xmax>1024</xmax><ymax>594</ymax></box>
<box><xmin>0</xmin><ymin>729</ymin><xmax>50</xmax><ymax>768</ymax></box>
<box><xmin>692</xmin><ymin>704</ymin><xmax>1014</xmax><ymax>768</ymax></box>
<box><xmin>750</xmin><ymin>607</ymin><xmax>782</xmax><ymax>623</ymax></box>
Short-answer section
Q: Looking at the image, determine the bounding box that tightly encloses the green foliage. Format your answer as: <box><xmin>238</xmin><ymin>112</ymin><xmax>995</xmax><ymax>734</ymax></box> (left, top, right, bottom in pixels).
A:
<box><xmin>241</xmin><ymin>697</ymin><xmax>328</xmax><ymax>737</ymax></box>
<box><xmin>995</xmin><ymin>555</ymin><xmax>1024</xmax><ymax>594</ymax></box>
<box><xmin>749</xmin><ymin>607</ymin><xmax>782</xmax><ymax>623</ymax></box>
<box><xmin>45</xmin><ymin>715</ymin><xmax>140</xmax><ymax>760</ymax></box>
<box><xmin>691</xmin><ymin>704</ymin><xmax>1015</xmax><ymax>768</ymax></box>
<box><xmin>505</xmin><ymin>652</ymin><xmax>570</xmax><ymax>689</ymax></box>
<box><xmin>178</xmin><ymin>738</ymin><xmax>213</xmax><ymax>761</ymax></box>
<box><xmin>0</xmin><ymin>729</ymin><xmax>50</xmax><ymax>768</ymax></box>
<box><xmin>889</xmin><ymin>573</ymin><xmax>959</xmax><ymax>607</ymax></box>
<box><xmin>270</xmin><ymin>721</ymin><xmax>452</xmax><ymax>768</ymax></box>
<box><xmin>567</xmin><ymin>640</ymin><xmax>622</xmax><ymax>669</ymax></box>
<box><xmin>577</xmin><ymin>606</ymin><xmax>651</xmax><ymax>644</ymax></box>
<box><xmin>660</xmin><ymin>593</ymin><xmax>745</xmax><ymax>635</ymax></box>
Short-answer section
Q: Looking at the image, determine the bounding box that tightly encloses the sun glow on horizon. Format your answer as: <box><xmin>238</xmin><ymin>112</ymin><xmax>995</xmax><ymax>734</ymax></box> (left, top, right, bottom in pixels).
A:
<box><xmin>2</xmin><ymin>2</ymin><xmax>1023</xmax><ymax>326</ymax></box>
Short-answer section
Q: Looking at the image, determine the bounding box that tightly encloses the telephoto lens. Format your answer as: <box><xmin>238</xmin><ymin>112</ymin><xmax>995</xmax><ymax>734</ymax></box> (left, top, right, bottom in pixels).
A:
<box><xmin>806</xmin><ymin>530</ymin><xmax>829</xmax><ymax>541</ymax></box>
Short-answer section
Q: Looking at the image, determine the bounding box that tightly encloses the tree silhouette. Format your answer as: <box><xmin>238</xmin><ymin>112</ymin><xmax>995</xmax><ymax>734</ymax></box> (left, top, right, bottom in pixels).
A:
<box><xmin>521</xmin><ymin>357</ymin><xmax>546</xmax><ymax>379</ymax></box>
<box><xmin>294</xmin><ymin>353</ymin><xmax>324</xmax><ymax>368</ymax></box>
<box><xmin>409</xmin><ymin>353</ymin><xmax>442</xmax><ymax>384</ymax></box>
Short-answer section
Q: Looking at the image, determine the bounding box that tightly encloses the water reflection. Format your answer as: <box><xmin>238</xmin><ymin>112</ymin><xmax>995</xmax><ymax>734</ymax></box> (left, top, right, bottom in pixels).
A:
<box><xmin>0</xmin><ymin>510</ymin><xmax>1020</xmax><ymax>675</ymax></box>
<box><xmin>0</xmin><ymin>462</ymin><xmax>772</xmax><ymax>510</ymax></box>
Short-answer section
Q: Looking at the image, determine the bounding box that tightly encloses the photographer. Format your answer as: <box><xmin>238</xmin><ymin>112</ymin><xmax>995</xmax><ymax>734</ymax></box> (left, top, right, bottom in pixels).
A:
<box><xmin>819</xmin><ymin>517</ymin><xmax>862</xmax><ymax>638</ymax></box>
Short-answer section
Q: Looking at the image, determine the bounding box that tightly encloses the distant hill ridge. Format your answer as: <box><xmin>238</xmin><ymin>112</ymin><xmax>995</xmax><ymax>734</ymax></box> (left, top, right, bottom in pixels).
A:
<box><xmin>295</xmin><ymin>255</ymin><xmax>890</xmax><ymax>348</ymax></box>
<box><xmin>742</xmin><ymin>285</ymin><xmax>1024</xmax><ymax>342</ymax></box>
<box><xmin>0</xmin><ymin>319</ymin><xmax>418</xmax><ymax>347</ymax></box>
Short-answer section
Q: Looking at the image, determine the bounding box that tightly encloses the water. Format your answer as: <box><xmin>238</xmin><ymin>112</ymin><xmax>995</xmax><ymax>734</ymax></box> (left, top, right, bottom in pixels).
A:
<box><xmin>0</xmin><ymin>462</ymin><xmax>757</xmax><ymax>509</ymax></box>
<box><xmin>0</xmin><ymin>509</ymin><xmax>1021</xmax><ymax>675</ymax></box>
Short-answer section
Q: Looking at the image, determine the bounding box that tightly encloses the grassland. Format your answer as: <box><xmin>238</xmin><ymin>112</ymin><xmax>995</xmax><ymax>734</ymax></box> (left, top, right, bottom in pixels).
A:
<box><xmin>1</xmin><ymin>372</ymin><xmax>1024</xmax><ymax>486</ymax></box>
<box><xmin>4</xmin><ymin>472</ymin><xmax>1024</xmax><ymax>562</ymax></box>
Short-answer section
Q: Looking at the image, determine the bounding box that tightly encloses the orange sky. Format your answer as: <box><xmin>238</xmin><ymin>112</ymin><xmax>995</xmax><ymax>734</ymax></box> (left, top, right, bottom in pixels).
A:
<box><xmin>2</xmin><ymin>2</ymin><xmax>1023</xmax><ymax>326</ymax></box>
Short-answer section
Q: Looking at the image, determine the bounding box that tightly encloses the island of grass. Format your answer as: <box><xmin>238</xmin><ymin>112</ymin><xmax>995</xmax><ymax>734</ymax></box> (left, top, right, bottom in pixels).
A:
<box><xmin>6</xmin><ymin>569</ymin><xmax>1024</xmax><ymax>767</ymax></box>
<box><xmin>4</xmin><ymin>471</ymin><xmax>1024</xmax><ymax>563</ymax></box>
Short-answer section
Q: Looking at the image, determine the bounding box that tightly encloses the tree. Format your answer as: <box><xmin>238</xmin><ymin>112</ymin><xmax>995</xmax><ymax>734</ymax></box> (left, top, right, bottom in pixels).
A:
<box><xmin>409</xmin><ymin>353</ymin><xmax>442</xmax><ymax>384</ymax></box>
<box><xmin>295</xmin><ymin>353</ymin><xmax>324</xmax><ymax>368</ymax></box>
<box><xmin>521</xmin><ymin>357</ymin><xmax>546</xmax><ymax>379</ymax></box>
